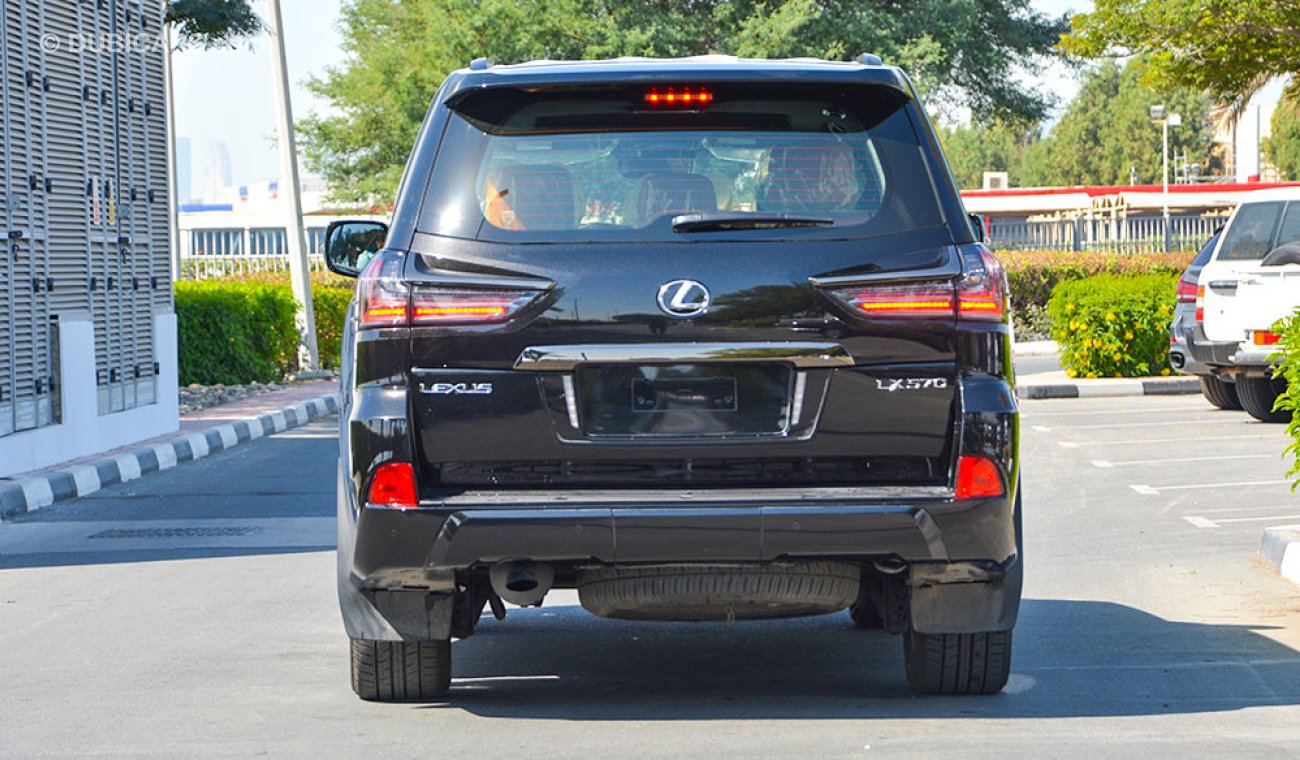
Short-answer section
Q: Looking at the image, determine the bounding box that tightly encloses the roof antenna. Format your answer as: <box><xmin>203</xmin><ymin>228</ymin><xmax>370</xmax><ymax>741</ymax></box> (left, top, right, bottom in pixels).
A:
<box><xmin>855</xmin><ymin>53</ymin><xmax>883</xmax><ymax>66</ymax></box>
<box><xmin>469</xmin><ymin>57</ymin><xmax>493</xmax><ymax>71</ymax></box>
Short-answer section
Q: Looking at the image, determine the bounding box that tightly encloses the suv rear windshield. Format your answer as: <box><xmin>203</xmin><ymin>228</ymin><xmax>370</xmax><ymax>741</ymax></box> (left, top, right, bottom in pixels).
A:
<box><xmin>1218</xmin><ymin>201</ymin><xmax>1300</xmax><ymax>260</ymax></box>
<box><xmin>417</xmin><ymin>82</ymin><xmax>945</xmax><ymax>243</ymax></box>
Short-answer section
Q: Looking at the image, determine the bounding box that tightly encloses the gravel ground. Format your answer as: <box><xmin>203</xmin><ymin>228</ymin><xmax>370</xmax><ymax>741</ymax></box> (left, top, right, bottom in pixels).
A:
<box><xmin>177</xmin><ymin>377</ymin><xmax>337</xmax><ymax>415</ymax></box>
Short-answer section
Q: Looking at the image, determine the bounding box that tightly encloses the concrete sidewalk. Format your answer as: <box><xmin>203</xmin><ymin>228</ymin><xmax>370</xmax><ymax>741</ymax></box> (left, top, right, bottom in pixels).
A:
<box><xmin>0</xmin><ymin>382</ymin><xmax>340</xmax><ymax>520</ymax></box>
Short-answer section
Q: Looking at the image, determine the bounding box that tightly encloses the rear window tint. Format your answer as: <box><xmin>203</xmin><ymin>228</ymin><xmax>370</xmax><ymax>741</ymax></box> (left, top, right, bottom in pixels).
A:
<box><xmin>417</xmin><ymin>82</ymin><xmax>945</xmax><ymax>243</ymax></box>
<box><xmin>1218</xmin><ymin>201</ymin><xmax>1284</xmax><ymax>261</ymax></box>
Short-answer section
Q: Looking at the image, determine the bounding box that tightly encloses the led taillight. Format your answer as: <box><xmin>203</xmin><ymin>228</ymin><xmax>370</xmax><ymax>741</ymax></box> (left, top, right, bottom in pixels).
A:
<box><xmin>955</xmin><ymin>456</ymin><xmax>1005</xmax><ymax>500</ymax></box>
<box><xmin>358</xmin><ymin>251</ymin><xmax>410</xmax><ymax>328</ymax></box>
<box><xmin>410</xmin><ymin>289</ymin><xmax>541</xmax><ymax>325</ymax></box>
<box><xmin>957</xmin><ymin>248</ymin><xmax>1008</xmax><ymax>321</ymax></box>
<box><xmin>835</xmin><ymin>282</ymin><xmax>956</xmax><ymax>319</ymax></box>
<box><xmin>1253</xmin><ymin>330</ymin><xmax>1281</xmax><ymax>346</ymax></box>
<box><xmin>368</xmin><ymin>462</ymin><xmax>417</xmax><ymax>509</ymax></box>
<box><xmin>1195</xmin><ymin>285</ymin><xmax>1205</xmax><ymax>322</ymax></box>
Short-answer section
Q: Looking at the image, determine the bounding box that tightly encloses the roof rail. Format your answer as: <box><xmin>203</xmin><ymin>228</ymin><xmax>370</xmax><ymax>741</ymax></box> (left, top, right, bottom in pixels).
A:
<box><xmin>855</xmin><ymin>53</ymin><xmax>883</xmax><ymax>66</ymax></box>
<box><xmin>469</xmin><ymin>57</ymin><xmax>493</xmax><ymax>71</ymax></box>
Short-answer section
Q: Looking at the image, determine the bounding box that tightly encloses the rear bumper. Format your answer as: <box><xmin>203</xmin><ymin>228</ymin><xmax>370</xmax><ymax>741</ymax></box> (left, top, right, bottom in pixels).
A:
<box><xmin>350</xmin><ymin>489</ymin><xmax>1018</xmax><ymax>579</ymax></box>
<box><xmin>1187</xmin><ymin>325</ymin><xmax>1241</xmax><ymax>367</ymax></box>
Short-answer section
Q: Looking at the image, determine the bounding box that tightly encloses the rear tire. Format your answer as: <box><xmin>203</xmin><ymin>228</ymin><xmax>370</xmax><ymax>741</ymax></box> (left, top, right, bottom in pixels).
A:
<box><xmin>1236</xmin><ymin>376</ymin><xmax>1290</xmax><ymax>423</ymax></box>
<box><xmin>904</xmin><ymin>629</ymin><xmax>1013</xmax><ymax>695</ymax></box>
<box><xmin>1199</xmin><ymin>376</ymin><xmax>1242</xmax><ymax>411</ymax></box>
<box><xmin>350</xmin><ymin>638</ymin><xmax>451</xmax><ymax>702</ymax></box>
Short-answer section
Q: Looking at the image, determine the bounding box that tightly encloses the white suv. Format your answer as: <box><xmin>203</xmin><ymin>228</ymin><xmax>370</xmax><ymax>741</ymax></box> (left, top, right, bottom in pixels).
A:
<box><xmin>1196</xmin><ymin>188</ymin><xmax>1300</xmax><ymax>422</ymax></box>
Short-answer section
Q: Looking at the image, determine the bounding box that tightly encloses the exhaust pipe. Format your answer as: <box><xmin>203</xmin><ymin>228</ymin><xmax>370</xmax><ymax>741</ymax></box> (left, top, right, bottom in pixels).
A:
<box><xmin>489</xmin><ymin>561</ymin><xmax>554</xmax><ymax>607</ymax></box>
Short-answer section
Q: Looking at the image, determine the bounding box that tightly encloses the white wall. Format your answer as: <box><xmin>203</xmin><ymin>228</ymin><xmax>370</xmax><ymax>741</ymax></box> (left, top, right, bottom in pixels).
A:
<box><xmin>0</xmin><ymin>312</ymin><xmax>179</xmax><ymax>479</ymax></box>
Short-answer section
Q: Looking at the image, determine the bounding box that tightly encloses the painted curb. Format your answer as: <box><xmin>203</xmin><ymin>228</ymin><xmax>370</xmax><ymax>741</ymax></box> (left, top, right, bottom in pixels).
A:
<box><xmin>1018</xmin><ymin>377</ymin><xmax>1201</xmax><ymax>400</ymax></box>
<box><xmin>1260</xmin><ymin>527</ymin><xmax>1300</xmax><ymax>587</ymax></box>
<box><xmin>0</xmin><ymin>393</ymin><xmax>340</xmax><ymax>520</ymax></box>
<box><xmin>1011</xmin><ymin>340</ymin><xmax>1059</xmax><ymax>358</ymax></box>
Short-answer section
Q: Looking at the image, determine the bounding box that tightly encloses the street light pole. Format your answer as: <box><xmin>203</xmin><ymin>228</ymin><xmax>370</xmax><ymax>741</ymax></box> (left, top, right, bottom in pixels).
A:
<box><xmin>267</xmin><ymin>0</ymin><xmax>321</xmax><ymax>373</ymax></box>
<box><xmin>1150</xmin><ymin>105</ymin><xmax>1180</xmax><ymax>253</ymax></box>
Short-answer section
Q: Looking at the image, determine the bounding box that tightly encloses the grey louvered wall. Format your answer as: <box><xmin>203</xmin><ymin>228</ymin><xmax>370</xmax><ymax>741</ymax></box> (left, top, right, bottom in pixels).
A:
<box><xmin>1</xmin><ymin>0</ymin><xmax>170</xmax><ymax>437</ymax></box>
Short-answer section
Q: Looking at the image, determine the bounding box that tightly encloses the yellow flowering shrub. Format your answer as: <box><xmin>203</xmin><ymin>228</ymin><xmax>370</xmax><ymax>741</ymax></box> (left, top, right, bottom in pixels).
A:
<box><xmin>1047</xmin><ymin>273</ymin><xmax>1180</xmax><ymax>378</ymax></box>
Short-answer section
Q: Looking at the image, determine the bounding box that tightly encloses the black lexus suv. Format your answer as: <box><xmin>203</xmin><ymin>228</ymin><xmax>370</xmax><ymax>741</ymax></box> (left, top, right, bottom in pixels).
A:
<box><xmin>325</xmin><ymin>55</ymin><xmax>1022</xmax><ymax>702</ymax></box>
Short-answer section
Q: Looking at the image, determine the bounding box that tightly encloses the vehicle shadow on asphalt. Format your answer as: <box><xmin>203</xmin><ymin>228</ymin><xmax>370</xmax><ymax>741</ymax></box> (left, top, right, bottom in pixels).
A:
<box><xmin>420</xmin><ymin>597</ymin><xmax>1300</xmax><ymax>719</ymax></box>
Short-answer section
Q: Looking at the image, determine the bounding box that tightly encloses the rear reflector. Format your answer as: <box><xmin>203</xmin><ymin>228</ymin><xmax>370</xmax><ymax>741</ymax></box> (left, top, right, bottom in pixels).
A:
<box><xmin>1253</xmin><ymin>330</ymin><xmax>1281</xmax><ymax>346</ymax></box>
<box><xmin>955</xmin><ymin>456</ymin><xmax>1004</xmax><ymax>500</ymax></box>
<box><xmin>1195</xmin><ymin>285</ymin><xmax>1205</xmax><ymax>322</ymax></box>
<box><xmin>368</xmin><ymin>463</ymin><xmax>418</xmax><ymax>509</ymax></box>
<box><xmin>1176</xmin><ymin>276</ymin><xmax>1198</xmax><ymax>304</ymax></box>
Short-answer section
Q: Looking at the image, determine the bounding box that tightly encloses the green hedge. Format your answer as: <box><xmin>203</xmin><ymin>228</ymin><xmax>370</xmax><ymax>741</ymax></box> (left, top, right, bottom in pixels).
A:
<box><xmin>176</xmin><ymin>281</ymin><xmax>300</xmax><ymax>385</ymax></box>
<box><xmin>1047</xmin><ymin>272</ymin><xmax>1179</xmax><ymax>378</ymax></box>
<box><xmin>176</xmin><ymin>276</ymin><xmax>355</xmax><ymax>385</ymax></box>
<box><xmin>996</xmin><ymin>250</ymin><xmax>1193</xmax><ymax>339</ymax></box>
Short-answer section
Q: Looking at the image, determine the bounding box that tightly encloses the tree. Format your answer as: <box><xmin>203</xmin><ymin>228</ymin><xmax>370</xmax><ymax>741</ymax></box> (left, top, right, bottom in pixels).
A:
<box><xmin>935</xmin><ymin>122</ymin><xmax>1043</xmax><ymax>190</ymax></box>
<box><xmin>1061</xmin><ymin>0</ymin><xmax>1300</xmax><ymax>124</ymax></box>
<box><xmin>166</xmin><ymin>0</ymin><xmax>263</xmax><ymax>49</ymax></box>
<box><xmin>1265</xmin><ymin>81</ymin><xmax>1300</xmax><ymax>180</ymax></box>
<box><xmin>1033</xmin><ymin>61</ymin><xmax>1216</xmax><ymax>186</ymax></box>
<box><xmin>301</xmin><ymin>0</ymin><xmax>1067</xmax><ymax>203</ymax></box>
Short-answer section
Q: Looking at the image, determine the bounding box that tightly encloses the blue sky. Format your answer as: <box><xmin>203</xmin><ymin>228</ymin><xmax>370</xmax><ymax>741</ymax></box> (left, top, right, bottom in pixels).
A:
<box><xmin>173</xmin><ymin>0</ymin><xmax>1094</xmax><ymax>193</ymax></box>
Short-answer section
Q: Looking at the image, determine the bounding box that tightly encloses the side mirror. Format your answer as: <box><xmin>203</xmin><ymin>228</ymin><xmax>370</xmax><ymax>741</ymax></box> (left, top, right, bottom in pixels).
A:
<box><xmin>968</xmin><ymin>213</ymin><xmax>988</xmax><ymax>244</ymax></box>
<box><xmin>325</xmin><ymin>220</ymin><xmax>390</xmax><ymax>278</ymax></box>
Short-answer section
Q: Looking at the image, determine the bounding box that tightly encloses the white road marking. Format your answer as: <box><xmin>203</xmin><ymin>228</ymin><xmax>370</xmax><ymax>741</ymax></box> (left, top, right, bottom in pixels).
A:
<box><xmin>1132</xmin><ymin>479</ymin><xmax>1290</xmax><ymax>494</ymax></box>
<box><xmin>1092</xmin><ymin>454</ymin><xmax>1272</xmax><ymax>468</ymax></box>
<box><xmin>1187</xmin><ymin>504</ymin><xmax>1300</xmax><ymax>515</ymax></box>
<box><xmin>1056</xmin><ymin>433</ymin><xmax>1276</xmax><ymax>447</ymax></box>
<box><xmin>1184</xmin><ymin>516</ymin><xmax>1220</xmax><ymax>528</ymax></box>
<box><xmin>1032</xmin><ymin>425</ymin><xmax>1052</xmax><ymax>432</ymax></box>
<box><xmin>1210</xmin><ymin>514</ymin><xmax>1300</xmax><ymax>524</ymax></box>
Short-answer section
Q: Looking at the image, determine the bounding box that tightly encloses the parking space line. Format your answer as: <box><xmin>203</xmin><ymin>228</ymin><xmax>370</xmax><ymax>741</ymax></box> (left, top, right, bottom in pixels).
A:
<box><xmin>1058</xmin><ymin>434</ymin><xmax>1277</xmax><ymax>448</ymax></box>
<box><xmin>1067</xmin><ymin>419</ymin><xmax>1254</xmax><ymax>431</ymax></box>
<box><xmin>1031</xmin><ymin>425</ymin><xmax>1052</xmax><ymax>432</ymax></box>
<box><xmin>1184</xmin><ymin>516</ymin><xmax>1220</xmax><ymax>528</ymax></box>
<box><xmin>1131</xmin><ymin>479</ymin><xmax>1290</xmax><ymax>495</ymax></box>
<box><xmin>1209</xmin><ymin>514</ymin><xmax>1300</xmax><ymax>524</ymax></box>
<box><xmin>1188</xmin><ymin>504</ymin><xmax>1300</xmax><ymax>514</ymax></box>
<box><xmin>1091</xmin><ymin>454</ymin><xmax>1272</xmax><ymax>468</ymax></box>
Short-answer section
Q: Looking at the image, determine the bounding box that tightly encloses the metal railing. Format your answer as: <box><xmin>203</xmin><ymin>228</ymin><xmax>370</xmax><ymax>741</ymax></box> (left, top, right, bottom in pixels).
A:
<box><xmin>178</xmin><ymin>226</ymin><xmax>331</xmax><ymax>279</ymax></box>
<box><xmin>987</xmin><ymin>215</ymin><xmax>1221</xmax><ymax>254</ymax></box>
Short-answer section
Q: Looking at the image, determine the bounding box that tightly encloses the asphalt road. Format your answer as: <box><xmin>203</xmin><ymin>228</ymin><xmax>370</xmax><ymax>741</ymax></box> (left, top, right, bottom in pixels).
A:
<box><xmin>1</xmin><ymin>394</ymin><xmax>1299</xmax><ymax>758</ymax></box>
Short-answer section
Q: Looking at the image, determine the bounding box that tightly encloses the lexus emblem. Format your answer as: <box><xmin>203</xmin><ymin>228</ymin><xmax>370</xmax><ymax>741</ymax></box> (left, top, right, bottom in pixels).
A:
<box><xmin>657</xmin><ymin>279</ymin><xmax>711</xmax><ymax>318</ymax></box>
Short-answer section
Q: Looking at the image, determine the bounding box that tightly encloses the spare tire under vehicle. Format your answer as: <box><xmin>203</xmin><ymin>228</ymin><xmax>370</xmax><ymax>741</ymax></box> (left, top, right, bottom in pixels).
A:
<box><xmin>577</xmin><ymin>562</ymin><xmax>861</xmax><ymax>621</ymax></box>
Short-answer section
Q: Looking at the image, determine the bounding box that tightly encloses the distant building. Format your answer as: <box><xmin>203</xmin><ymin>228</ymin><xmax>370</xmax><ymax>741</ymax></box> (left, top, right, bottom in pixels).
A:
<box><xmin>203</xmin><ymin>141</ymin><xmax>233</xmax><ymax>202</ymax></box>
<box><xmin>176</xmin><ymin>136</ymin><xmax>193</xmax><ymax>202</ymax></box>
<box><xmin>0</xmin><ymin>0</ymin><xmax>178</xmax><ymax>479</ymax></box>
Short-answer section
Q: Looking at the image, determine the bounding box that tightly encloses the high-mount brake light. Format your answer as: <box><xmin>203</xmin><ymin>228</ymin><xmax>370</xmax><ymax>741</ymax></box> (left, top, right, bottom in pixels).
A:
<box><xmin>1176</xmin><ymin>276</ymin><xmax>1198</xmax><ymax>304</ymax></box>
<box><xmin>645</xmin><ymin>87</ymin><xmax>713</xmax><ymax>108</ymax></box>
<box><xmin>955</xmin><ymin>456</ymin><xmax>1005</xmax><ymax>500</ymax></box>
<box><xmin>368</xmin><ymin>462</ymin><xmax>418</xmax><ymax>509</ymax></box>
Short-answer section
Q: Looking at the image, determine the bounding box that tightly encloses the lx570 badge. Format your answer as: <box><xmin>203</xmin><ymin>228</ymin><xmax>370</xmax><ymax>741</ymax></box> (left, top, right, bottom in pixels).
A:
<box><xmin>418</xmin><ymin>382</ymin><xmax>494</xmax><ymax>396</ymax></box>
<box><xmin>876</xmin><ymin>378</ymin><xmax>949</xmax><ymax>392</ymax></box>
